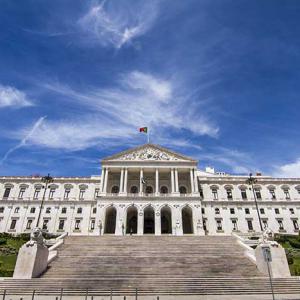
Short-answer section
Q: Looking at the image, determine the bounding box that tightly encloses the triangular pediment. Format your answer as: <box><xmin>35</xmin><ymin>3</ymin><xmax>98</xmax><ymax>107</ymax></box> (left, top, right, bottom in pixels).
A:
<box><xmin>102</xmin><ymin>144</ymin><xmax>196</xmax><ymax>162</ymax></box>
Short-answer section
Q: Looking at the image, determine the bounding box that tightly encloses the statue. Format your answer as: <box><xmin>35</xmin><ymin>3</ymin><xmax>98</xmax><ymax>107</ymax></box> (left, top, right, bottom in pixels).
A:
<box><xmin>26</xmin><ymin>228</ymin><xmax>45</xmax><ymax>247</ymax></box>
<box><xmin>259</xmin><ymin>228</ymin><xmax>278</xmax><ymax>246</ymax></box>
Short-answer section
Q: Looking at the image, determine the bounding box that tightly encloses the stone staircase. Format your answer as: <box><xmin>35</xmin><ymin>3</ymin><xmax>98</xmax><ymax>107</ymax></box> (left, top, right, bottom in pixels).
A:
<box><xmin>1</xmin><ymin>235</ymin><xmax>300</xmax><ymax>296</ymax></box>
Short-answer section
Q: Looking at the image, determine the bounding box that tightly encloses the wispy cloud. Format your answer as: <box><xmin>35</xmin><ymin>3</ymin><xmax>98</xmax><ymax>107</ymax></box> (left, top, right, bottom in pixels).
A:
<box><xmin>0</xmin><ymin>84</ymin><xmax>33</xmax><ymax>108</ymax></box>
<box><xmin>272</xmin><ymin>159</ymin><xmax>300</xmax><ymax>178</ymax></box>
<box><xmin>0</xmin><ymin>116</ymin><xmax>46</xmax><ymax>165</ymax></box>
<box><xmin>78</xmin><ymin>0</ymin><xmax>159</xmax><ymax>48</ymax></box>
<box><xmin>31</xmin><ymin>70</ymin><xmax>218</xmax><ymax>150</ymax></box>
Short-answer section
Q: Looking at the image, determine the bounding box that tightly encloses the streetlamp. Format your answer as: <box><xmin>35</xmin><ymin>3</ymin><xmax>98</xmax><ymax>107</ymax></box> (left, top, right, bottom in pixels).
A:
<box><xmin>36</xmin><ymin>173</ymin><xmax>54</xmax><ymax>228</ymax></box>
<box><xmin>246</xmin><ymin>173</ymin><xmax>263</xmax><ymax>232</ymax></box>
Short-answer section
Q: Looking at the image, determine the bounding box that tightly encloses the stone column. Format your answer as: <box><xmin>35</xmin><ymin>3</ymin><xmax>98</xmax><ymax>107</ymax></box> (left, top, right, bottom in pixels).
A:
<box><xmin>104</xmin><ymin>168</ymin><xmax>109</xmax><ymax>194</ymax></box>
<box><xmin>171</xmin><ymin>168</ymin><xmax>175</xmax><ymax>194</ymax></box>
<box><xmin>119</xmin><ymin>168</ymin><xmax>124</xmax><ymax>194</ymax></box>
<box><xmin>175</xmin><ymin>168</ymin><xmax>179</xmax><ymax>193</ymax></box>
<box><xmin>139</xmin><ymin>168</ymin><xmax>143</xmax><ymax>196</ymax></box>
<box><xmin>137</xmin><ymin>209</ymin><xmax>144</xmax><ymax>235</ymax></box>
<box><xmin>173</xmin><ymin>206</ymin><xmax>183</xmax><ymax>236</ymax></box>
<box><xmin>193</xmin><ymin>168</ymin><xmax>199</xmax><ymax>193</ymax></box>
<box><xmin>155</xmin><ymin>168</ymin><xmax>159</xmax><ymax>196</ymax></box>
<box><xmin>100</xmin><ymin>167</ymin><xmax>105</xmax><ymax>193</ymax></box>
<box><xmin>124</xmin><ymin>168</ymin><xmax>128</xmax><ymax>194</ymax></box>
<box><xmin>190</xmin><ymin>168</ymin><xmax>195</xmax><ymax>193</ymax></box>
<box><xmin>155</xmin><ymin>210</ymin><xmax>161</xmax><ymax>235</ymax></box>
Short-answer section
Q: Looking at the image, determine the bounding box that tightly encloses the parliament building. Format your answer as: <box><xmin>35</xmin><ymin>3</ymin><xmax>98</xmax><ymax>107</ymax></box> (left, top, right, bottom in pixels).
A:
<box><xmin>0</xmin><ymin>144</ymin><xmax>299</xmax><ymax>236</ymax></box>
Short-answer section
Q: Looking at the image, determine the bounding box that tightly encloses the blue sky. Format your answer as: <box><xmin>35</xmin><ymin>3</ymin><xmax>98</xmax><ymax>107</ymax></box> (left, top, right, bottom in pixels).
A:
<box><xmin>0</xmin><ymin>0</ymin><xmax>300</xmax><ymax>177</ymax></box>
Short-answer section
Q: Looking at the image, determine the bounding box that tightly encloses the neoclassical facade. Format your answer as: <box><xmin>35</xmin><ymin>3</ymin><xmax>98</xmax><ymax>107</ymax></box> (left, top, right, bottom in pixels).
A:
<box><xmin>0</xmin><ymin>144</ymin><xmax>299</xmax><ymax>236</ymax></box>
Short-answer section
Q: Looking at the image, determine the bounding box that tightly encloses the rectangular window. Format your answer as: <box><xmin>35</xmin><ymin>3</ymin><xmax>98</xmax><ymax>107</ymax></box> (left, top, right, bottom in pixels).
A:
<box><xmin>293</xmin><ymin>220</ymin><xmax>299</xmax><ymax>230</ymax></box>
<box><xmin>49</xmin><ymin>189</ymin><xmax>55</xmax><ymax>199</ymax></box>
<box><xmin>203</xmin><ymin>219</ymin><xmax>207</xmax><ymax>231</ymax></box>
<box><xmin>277</xmin><ymin>220</ymin><xmax>284</xmax><ymax>230</ymax></box>
<box><xmin>226</xmin><ymin>189</ymin><xmax>233</xmax><ymax>200</ymax></box>
<box><xmin>64</xmin><ymin>189</ymin><xmax>70</xmax><ymax>199</ymax></box>
<box><xmin>215</xmin><ymin>208</ymin><xmax>220</xmax><ymax>214</ymax></box>
<box><xmin>232</xmin><ymin>219</ymin><xmax>238</xmax><ymax>231</ymax></box>
<box><xmin>92</xmin><ymin>207</ymin><xmax>97</xmax><ymax>214</ymax></box>
<box><xmin>77</xmin><ymin>207</ymin><xmax>82</xmax><ymax>214</ymax></box>
<box><xmin>42</xmin><ymin>219</ymin><xmax>49</xmax><ymax>230</ymax></box>
<box><xmin>0</xmin><ymin>207</ymin><xmax>4</xmax><ymax>213</ymax></box>
<box><xmin>216</xmin><ymin>220</ymin><xmax>222</xmax><ymax>231</ymax></box>
<box><xmin>247</xmin><ymin>220</ymin><xmax>253</xmax><ymax>231</ymax></box>
<box><xmin>33</xmin><ymin>189</ymin><xmax>40</xmax><ymax>199</ymax></box>
<box><xmin>46</xmin><ymin>207</ymin><xmax>51</xmax><ymax>214</ymax></box>
<box><xmin>230</xmin><ymin>208</ymin><xmax>235</xmax><ymax>214</ymax></box>
<box><xmin>201</xmin><ymin>208</ymin><xmax>205</xmax><ymax>214</ymax></box>
<box><xmin>260</xmin><ymin>208</ymin><xmax>265</xmax><ymax>214</ymax></box>
<box><xmin>10</xmin><ymin>219</ymin><xmax>17</xmax><ymax>230</ymax></box>
<box><xmin>270</xmin><ymin>190</ymin><xmax>276</xmax><ymax>200</ymax></box>
<box><xmin>14</xmin><ymin>207</ymin><xmax>20</xmax><ymax>213</ymax></box>
<box><xmin>18</xmin><ymin>188</ymin><xmax>25</xmax><ymax>199</ymax></box>
<box><xmin>94</xmin><ymin>188</ymin><xmax>99</xmax><ymax>198</ymax></box>
<box><xmin>90</xmin><ymin>219</ymin><xmax>95</xmax><ymax>230</ymax></box>
<box><xmin>284</xmin><ymin>190</ymin><xmax>290</xmax><ymax>200</ymax></box>
<box><xmin>26</xmin><ymin>219</ymin><xmax>33</xmax><ymax>230</ymax></box>
<box><xmin>254</xmin><ymin>189</ymin><xmax>262</xmax><ymax>200</ymax></box>
<box><xmin>275</xmin><ymin>208</ymin><xmax>280</xmax><ymax>214</ymax></box>
<box><xmin>199</xmin><ymin>188</ymin><xmax>204</xmax><ymax>198</ymax></box>
<box><xmin>75</xmin><ymin>219</ymin><xmax>81</xmax><ymax>230</ymax></box>
<box><xmin>245</xmin><ymin>208</ymin><xmax>250</xmax><ymax>214</ymax></box>
<box><xmin>290</xmin><ymin>208</ymin><xmax>295</xmax><ymax>214</ymax></box>
<box><xmin>212</xmin><ymin>189</ymin><xmax>218</xmax><ymax>200</ymax></box>
<box><xmin>30</xmin><ymin>207</ymin><xmax>36</xmax><ymax>214</ymax></box>
<box><xmin>262</xmin><ymin>220</ymin><xmax>268</xmax><ymax>229</ymax></box>
<box><xmin>3</xmin><ymin>188</ymin><xmax>11</xmax><ymax>198</ymax></box>
<box><xmin>58</xmin><ymin>219</ymin><xmax>65</xmax><ymax>230</ymax></box>
<box><xmin>79</xmin><ymin>189</ymin><xmax>85</xmax><ymax>199</ymax></box>
<box><xmin>62</xmin><ymin>207</ymin><xmax>67</xmax><ymax>214</ymax></box>
<box><xmin>241</xmin><ymin>190</ymin><xmax>247</xmax><ymax>199</ymax></box>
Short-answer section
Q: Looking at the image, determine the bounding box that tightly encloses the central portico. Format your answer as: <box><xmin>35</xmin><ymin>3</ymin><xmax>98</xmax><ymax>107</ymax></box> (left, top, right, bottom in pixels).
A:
<box><xmin>97</xmin><ymin>144</ymin><xmax>204</xmax><ymax>236</ymax></box>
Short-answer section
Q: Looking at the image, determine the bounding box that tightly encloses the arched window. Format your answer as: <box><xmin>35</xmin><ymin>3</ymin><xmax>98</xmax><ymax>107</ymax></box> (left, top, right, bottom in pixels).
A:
<box><xmin>130</xmin><ymin>186</ymin><xmax>138</xmax><ymax>194</ymax></box>
<box><xmin>161</xmin><ymin>206</ymin><xmax>172</xmax><ymax>234</ymax></box>
<box><xmin>182</xmin><ymin>206</ymin><xmax>193</xmax><ymax>234</ymax></box>
<box><xmin>104</xmin><ymin>206</ymin><xmax>117</xmax><ymax>234</ymax></box>
<box><xmin>111</xmin><ymin>186</ymin><xmax>119</xmax><ymax>194</ymax></box>
<box><xmin>144</xmin><ymin>206</ymin><xmax>155</xmax><ymax>234</ymax></box>
<box><xmin>126</xmin><ymin>206</ymin><xmax>138</xmax><ymax>234</ymax></box>
<box><xmin>146</xmin><ymin>186</ymin><xmax>153</xmax><ymax>194</ymax></box>
<box><xmin>179</xmin><ymin>186</ymin><xmax>187</xmax><ymax>194</ymax></box>
<box><xmin>160</xmin><ymin>186</ymin><xmax>168</xmax><ymax>194</ymax></box>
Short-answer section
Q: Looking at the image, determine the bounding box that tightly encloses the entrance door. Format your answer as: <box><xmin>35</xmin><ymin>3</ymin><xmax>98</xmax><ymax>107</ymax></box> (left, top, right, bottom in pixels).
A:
<box><xmin>182</xmin><ymin>206</ymin><xmax>193</xmax><ymax>234</ymax></box>
<box><xmin>126</xmin><ymin>206</ymin><xmax>138</xmax><ymax>234</ymax></box>
<box><xmin>143</xmin><ymin>206</ymin><xmax>155</xmax><ymax>234</ymax></box>
<box><xmin>104</xmin><ymin>206</ymin><xmax>117</xmax><ymax>234</ymax></box>
<box><xmin>161</xmin><ymin>206</ymin><xmax>172</xmax><ymax>234</ymax></box>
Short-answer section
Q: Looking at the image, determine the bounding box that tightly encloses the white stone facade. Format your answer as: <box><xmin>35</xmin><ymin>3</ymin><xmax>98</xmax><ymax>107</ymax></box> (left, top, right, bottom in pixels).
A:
<box><xmin>0</xmin><ymin>144</ymin><xmax>299</xmax><ymax>236</ymax></box>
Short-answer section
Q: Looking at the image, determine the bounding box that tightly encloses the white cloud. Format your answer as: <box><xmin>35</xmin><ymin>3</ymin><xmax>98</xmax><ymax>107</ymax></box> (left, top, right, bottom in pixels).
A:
<box><xmin>0</xmin><ymin>116</ymin><xmax>46</xmax><ymax>164</ymax></box>
<box><xmin>78</xmin><ymin>1</ymin><xmax>159</xmax><ymax>48</ymax></box>
<box><xmin>0</xmin><ymin>85</ymin><xmax>33</xmax><ymax>108</ymax></box>
<box><xmin>273</xmin><ymin>159</ymin><xmax>300</xmax><ymax>178</ymax></box>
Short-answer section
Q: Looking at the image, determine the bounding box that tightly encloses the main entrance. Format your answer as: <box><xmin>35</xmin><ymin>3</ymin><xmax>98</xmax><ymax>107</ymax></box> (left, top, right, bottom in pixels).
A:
<box><xmin>126</xmin><ymin>206</ymin><xmax>138</xmax><ymax>234</ymax></box>
<box><xmin>143</xmin><ymin>206</ymin><xmax>155</xmax><ymax>234</ymax></box>
<box><xmin>161</xmin><ymin>206</ymin><xmax>172</xmax><ymax>234</ymax></box>
<box><xmin>104</xmin><ymin>206</ymin><xmax>117</xmax><ymax>234</ymax></box>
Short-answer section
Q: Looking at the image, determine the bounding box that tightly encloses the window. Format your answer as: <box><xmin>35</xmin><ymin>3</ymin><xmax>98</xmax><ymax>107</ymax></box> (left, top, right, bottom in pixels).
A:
<box><xmin>247</xmin><ymin>220</ymin><xmax>253</xmax><ymax>231</ymax></box>
<box><xmin>226</xmin><ymin>189</ymin><xmax>233</xmax><ymax>200</ymax></box>
<box><xmin>277</xmin><ymin>219</ymin><xmax>284</xmax><ymax>230</ymax></box>
<box><xmin>160</xmin><ymin>186</ymin><xmax>168</xmax><ymax>194</ymax></box>
<box><xmin>49</xmin><ymin>189</ymin><xmax>55</xmax><ymax>199</ymax></box>
<box><xmin>92</xmin><ymin>207</ymin><xmax>97</xmax><ymax>214</ymax></box>
<box><xmin>58</xmin><ymin>219</ymin><xmax>65</xmax><ymax>230</ymax></box>
<box><xmin>111</xmin><ymin>186</ymin><xmax>119</xmax><ymax>194</ymax></box>
<box><xmin>18</xmin><ymin>188</ymin><xmax>25</xmax><ymax>199</ymax></box>
<box><xmin>79</xmin><ymin>189</ymin><xmax>85</xmax><ymax>199</ymax></box>
<box><xmin>212</xmin><ymin>189</ymin><xmax>218</xmax><ymax>200</ymax></box>
<box><xmin>245</xmin><ymin>208</ymin><xmax>250</xmax><ymax>214</ymax></box>
<box><xmin>241</xmin><ymin>189</ymin><xmax>247</xmax><ymax>200</ymax></box>
<box><xmin>75</xmin><ymin>219</ymin><xmax>81</xmax><ymax>230</ymax></box>
<box><xmin>46</xmin><ymin>207</ymin><xmax>51</xmax><ymax>214</ymax></box>
<box><xmin>290</xmin><ymin>208</ymin><xmax>295</xmax><ymax>214</ymax></box>
<box><xmin>230</xmin><ymin>208</ymin><xmax>235</xmax><ymax>214</ymax></box>
<box><xmin>10</xmin><ymin>219</ymin><xmax>17</xmax><ymax>230</ymax></box>
<box><xmin>90</xmin><ymin>219</ymin><xmax>95</xmax><ymax>230</ymax></box>
<box><xmin>254</xmin><ymin>189</ymin><xmax>262</xmax><ymax>200</ymax></box>
<box><xmin>203</xmin><ymin>219</ymin><xmax>207</xmax><ymax>231</ymax></box>
<box><xmin>284</xmin><ymin>189</ymin><xmax>290</xmax><ymax>200</ymax></box>
<box><xmin>260</xmin><ymin>208</ymin><xmax>265</xmax><ymax>214</ymax></box>
<box><xmin>3</xmin><ymin>187</ymin><xmax>11</xmax><ymax>198</ymax></box>
<box><xmin>293</xmin><ymin>219</ymin><xmax>299</xmax><ymax>230</ymax></box>
<box><xmin>215</xmin><ymin>208</ymin><xmax>220</xmax><ymax>214</ymax></box>
<box><xmin>130</xmin><ymin>186</ymin><xmax>138</xmax><ymax>194</ymax></box>
<box><xmin>30</xmin><ymin>207</ymin><xmax>36</xmax><ymax>214</ymax></box>
<box><xmin>232</xmin><ymin>219</ymin><xmax>238</xmax><ymax>231</ymax></box>
<box><xmin>199</xmin><ymin>187</ymin><xmax>204</xmax><ymax>198</ymax></box>
<box><xmin>275</xmin><ymin>208</ymin><xmax>280</xmax><ymax>214</ymax></box>
<box><xmin>77</xmin><ymin>207</ymin><xmax>82</xmax><ymax>214</ymax></box>
<box><xmin>146</xmin><ymin>186</ymin><xmax>153</xmax><ymax>194</ymax></box>
<box><xmin>201</xmin><ymin>208</ymin><xmax>205</xmax><ymax>214</ymax></box>
<box><xmin>216</xmin><ymin>220</ymin><xmax>223</xmax><ymax>231</ymax></box>
<box><xmin>179</xmin><ymin>186</ymin><xmax>187</xmax><ymax>194</ymax></box>
<box><xmin>62</xmin><ymin>207</ymin><xmax>67</xmax><ymax>214</ymax></box>
<box><xmin>262</xmin><ymin>219</ymin><xmax>268</xmax><ymax>229</ymax></box>
<box><xmin>94</xmin><ymin>188</ymin><xmax>99</xmax><ymax>198</ymax></box>
<box><xmin>64</xmin><ymin>189</ymin><xmax>70</xmax><ymax>199</ymax></box>
<box><xmin>0</xmin><ymin>207</ymin><xmax>4</xmax><ymax>213</ymax></box>
<box><xmin>26</xmin><ymin>219</ymin><xmax>33</xmax><ymax>230</ymax></box>
<box><xmin>42</xmin><ymin>219</ymin><xmax>49</xmax><ymax>230</ymax></box>
<box><xmin>269</xmin><ymin>189</ymin><xmax>276</xmax><ymax>200</ymax></box>
<box><xmin>14</xmin><ymin>207</ymin><xmax>20</xmax><ymax>213</ymax></box>
<box><xmin>33</xmin><ymin>189</ymin><xmax>40</xmax><ymax>199</ymax></box>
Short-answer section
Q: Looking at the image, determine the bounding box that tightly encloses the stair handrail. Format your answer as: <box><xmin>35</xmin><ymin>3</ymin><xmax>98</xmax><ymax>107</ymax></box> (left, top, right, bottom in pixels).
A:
<box><xmin>48</xmin><ymin>232</ymin><xmax>68</xmax><ymax>264</ymax></box>
<box><xmin>232</xmin><ymin>232</ymin><xmax>256</xmax><ymax>264</ymax></box>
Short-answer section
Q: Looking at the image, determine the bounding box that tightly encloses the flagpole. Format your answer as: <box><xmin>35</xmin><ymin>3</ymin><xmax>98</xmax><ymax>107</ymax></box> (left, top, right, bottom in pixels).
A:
<box><xmin>147</xmin><ymin>128</ymin><xmax>150</xmax><ymax>143</ymax></box>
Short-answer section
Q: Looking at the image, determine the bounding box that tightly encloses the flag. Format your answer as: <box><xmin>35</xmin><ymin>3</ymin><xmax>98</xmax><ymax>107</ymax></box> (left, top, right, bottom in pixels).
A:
<box><xmin>139</xmin><ymin>127</ymin><xmax>148</xmax><ymax>133</ymax></box>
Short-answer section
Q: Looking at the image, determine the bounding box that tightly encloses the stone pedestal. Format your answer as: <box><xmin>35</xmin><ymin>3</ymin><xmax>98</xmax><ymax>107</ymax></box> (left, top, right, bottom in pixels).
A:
<box><xmin>255</xmin><ymin>242</ymin><xmax>290</xmax><ymax>278</ymax></box>
<box><xmin>13</xmin><ymin>243</ymin><xmax>49</xmax><ymax>279</ymax></box>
